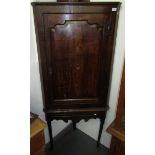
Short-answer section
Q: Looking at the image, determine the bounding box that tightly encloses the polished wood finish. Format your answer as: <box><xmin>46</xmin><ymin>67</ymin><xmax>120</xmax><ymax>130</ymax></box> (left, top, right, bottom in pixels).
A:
<box><xmin>32</xmin><ymin>2</ymin><xmax>120</xmax><ymax>148</ymax></box>
<box><xmin>31</xmin><ymin>131</ymin><xmax>45</xmax><ymax>155</ymax></box>
<box><xmin>107</xmin><ymin>64</ymin><xmax>125</xmax><ymax>155</ymax></box>
<box><xmin>107</xmin><ymin>121</ymin><xmax>124</xmax><ymax>142</ymax></box>
<box><xmin>30</xmin><ymin>118</ymin><xmax>46</xmax><ymax>155</ymax></box>
<box><xmin>30</xmin><ymin>118</ymin><xmax>46</xmax><ymax>138</ymax></box>
<box><xmin>110</xmin><ymin>136</ymin><xmax>125</xmax><ymax>155</ymax></box>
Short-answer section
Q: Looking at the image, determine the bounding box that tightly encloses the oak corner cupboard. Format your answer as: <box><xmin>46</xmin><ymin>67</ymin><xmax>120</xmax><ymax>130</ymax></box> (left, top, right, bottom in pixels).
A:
<box><xmin>31</xmin><ymin>0</ymin><xmax>121</xmax><ymax>148</ymax></box>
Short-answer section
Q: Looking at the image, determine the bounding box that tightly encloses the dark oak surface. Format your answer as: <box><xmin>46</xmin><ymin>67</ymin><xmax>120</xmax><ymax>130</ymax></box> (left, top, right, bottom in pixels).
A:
<box><xmin>32</xmin><ymin>2</ymin><xmax>120</xmax><ymax>148</ymax></box>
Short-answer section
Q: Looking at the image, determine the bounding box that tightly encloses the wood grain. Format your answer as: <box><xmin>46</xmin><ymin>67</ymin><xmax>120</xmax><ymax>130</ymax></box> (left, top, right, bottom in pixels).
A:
<box><xmin>30</xmin><ymin>118</ymin><xmax>46</xmax><ymax>138</ymax></box>
<box><xmin>30</xmin><ymin>118</ymin><xmax>46</xmax><ymax>155</ymax></box>
<box><xmin>30</xmin><ymin>131</ymin><xmax>45</xmax><ymax>155</ymax></box>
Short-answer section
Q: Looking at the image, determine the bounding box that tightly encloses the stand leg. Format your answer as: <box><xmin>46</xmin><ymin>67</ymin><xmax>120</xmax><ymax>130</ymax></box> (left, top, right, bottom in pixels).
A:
<box><xmin>97</xmin><ymin>118</ymin><xmax>105</xmax><ymax>147</ymax></box>
<box><xmin>47</xmin><ymin>120</ymin><xmax>53</xmax><ymax>149</ymax></box>
<box><xmin>73</xmin><ymin>122</ymin><xmax>76</xmax><ymax>130</ymax></box>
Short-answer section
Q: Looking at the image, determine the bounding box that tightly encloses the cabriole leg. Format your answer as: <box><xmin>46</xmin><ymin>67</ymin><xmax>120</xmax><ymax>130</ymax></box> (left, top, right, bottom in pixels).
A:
<box><xmin>97</xmin><ymin>118</ymin><xmax>105</xmax><ymax>147</ymax></box>
<box><xmin>47</xmin><ymin>119</ymin><xmax>53</xmax><ymax>149</ymax></box>
<box><xmin>73</xmin><ymin>122</ymin><xmax>76</xmax><ymax>130</ymax></box>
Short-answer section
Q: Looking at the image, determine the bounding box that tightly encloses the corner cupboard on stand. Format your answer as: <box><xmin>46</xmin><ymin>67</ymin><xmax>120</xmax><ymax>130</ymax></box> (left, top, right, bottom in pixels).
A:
<box><xmin>32</xmin><ymin>1</ymin><xmax>121</xmax><ymax>148</ymax></box>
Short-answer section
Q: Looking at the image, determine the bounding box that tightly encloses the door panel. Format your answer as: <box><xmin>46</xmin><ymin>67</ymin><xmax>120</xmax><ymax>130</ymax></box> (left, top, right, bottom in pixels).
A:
<box><xmin>43</xmin><ymin>14</ymin><xmax>109</xmax><ymax>103</ymax></box>
<box><xmin>32</xmin><ymin>3</ymin><xmax>119</xmax><ymax>108</ymax></box>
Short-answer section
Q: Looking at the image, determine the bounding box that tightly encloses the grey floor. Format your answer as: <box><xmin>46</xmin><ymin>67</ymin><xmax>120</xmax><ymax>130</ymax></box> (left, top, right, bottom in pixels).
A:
<box><xmin>45</xmin><ymin>124</ymin><xmax>109</xmax><ymax>155</ymax></box>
